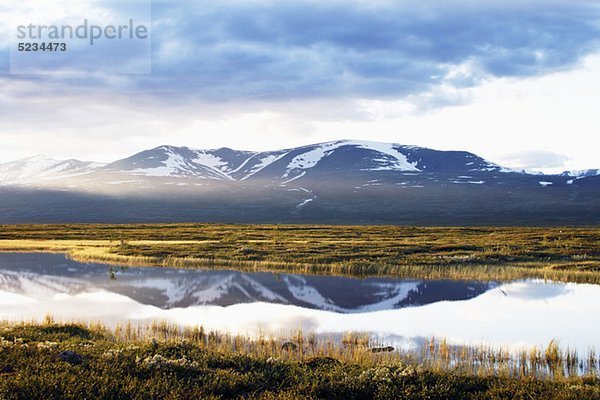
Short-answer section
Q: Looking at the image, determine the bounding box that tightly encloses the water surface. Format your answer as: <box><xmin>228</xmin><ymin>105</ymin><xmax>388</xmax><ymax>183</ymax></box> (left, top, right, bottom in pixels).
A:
<box><xmin>0</xmin><ymin>253</ymin><xmax>598</xmax><ymax>353</ymax></box>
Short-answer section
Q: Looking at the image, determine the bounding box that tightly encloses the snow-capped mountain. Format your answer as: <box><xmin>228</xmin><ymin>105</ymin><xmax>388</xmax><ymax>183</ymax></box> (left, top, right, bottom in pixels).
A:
<box><xmin>0</xmin><ymin>155</ymin><xmax>103</xmax><ymax>186</ymax></box>
<box><xmin>123</xmin><ymin>140</ymin><xmax>505</xmax><ymax>183</ymax></box>
<box><xmin>104</xmin><ymin>146</ymin><xmax>234</xmax><ymax>180</ymax></box>
<box><xmin>0</xmin><ymin>140</ymin><xmax>518</xmax><ymax>187</ymax></box>
<box><xmin>562</xmin><ymin>169</ymin><xmax>600</xmax><ymax>178</ymax></box>
<box><xmin>0</xmin><ymin>140</ymin><xmax>598</xmax><ymax>224</ymax></box>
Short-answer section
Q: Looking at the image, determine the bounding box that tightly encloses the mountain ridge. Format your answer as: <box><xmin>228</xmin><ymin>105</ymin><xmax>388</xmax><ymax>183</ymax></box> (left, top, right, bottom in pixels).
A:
<box><xmin>0</xmin><ymin>140</ymin><xmax>599</xmax><ymax>225</ymax></box>
<box><xmin>1</xmin><ymin>139</ymin><xmax>556</xmax><ymax>186</ymax></box>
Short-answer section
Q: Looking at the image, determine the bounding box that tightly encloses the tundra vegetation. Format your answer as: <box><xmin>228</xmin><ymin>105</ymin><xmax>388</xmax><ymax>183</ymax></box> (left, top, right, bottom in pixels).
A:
<box><xmin>0</xmin><ymin>320</ymin><xmax>599</xmax><ymax>400</ymax></box>
<box><xmin>0</xmin><ymin>224</ymin><xmax>599</xmax><ymax>283</ymax></box>
<box><xmin>1</xmin><ymin>224</ymin><xmax>600</xmax><ymax>398</ymax></box>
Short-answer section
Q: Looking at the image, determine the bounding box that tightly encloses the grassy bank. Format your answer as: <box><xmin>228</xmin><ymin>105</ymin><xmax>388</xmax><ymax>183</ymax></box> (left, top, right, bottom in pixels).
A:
<box><xmin>0</xmin><ymin>321</ymin><xmax>598</xmax><ymax>400</ymax></box>
<box><xmin>1</xmin><ymin>224</ymin><xmax>600</xmax><ymax>282</ymax></box>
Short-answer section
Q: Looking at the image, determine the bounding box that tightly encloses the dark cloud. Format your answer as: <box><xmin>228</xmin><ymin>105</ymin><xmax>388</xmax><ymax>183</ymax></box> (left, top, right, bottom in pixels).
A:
<box><xmin>1</xmin><ymin>0</ymin><xmax>599</xmax><ymax>103</ymax></box>
<box><xmin>140</xmin><ymin>0</ymin><xmax>600</xmax><ymax>101</ymax></box>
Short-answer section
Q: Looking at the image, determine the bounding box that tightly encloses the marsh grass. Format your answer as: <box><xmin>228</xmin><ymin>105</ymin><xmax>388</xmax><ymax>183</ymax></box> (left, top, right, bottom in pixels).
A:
<box><xmin>1</xmin><ymin>224</ymin><xmax>600</xmax><ymax>283</ymax></box>
<box><xmin>0</xmin><ymin>320</ymin><xmax>599</xmax><ymax>399</ymax></box>
<box><xmin>3</xmin><ymin>320</ymin><xmax>598</xmax><ymax>380</ymax></box>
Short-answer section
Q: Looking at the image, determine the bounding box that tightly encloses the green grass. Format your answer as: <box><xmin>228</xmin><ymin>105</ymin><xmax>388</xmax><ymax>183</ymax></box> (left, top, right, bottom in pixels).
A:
<box><xmin>1</xmin><ymin>224</ymin><xmax>600</xmax><ymax>282</ymax></box>
<box><xmin>1</xmin><ymin>321</ymin><xmax>599</xmax><ymax>400</ymax></box>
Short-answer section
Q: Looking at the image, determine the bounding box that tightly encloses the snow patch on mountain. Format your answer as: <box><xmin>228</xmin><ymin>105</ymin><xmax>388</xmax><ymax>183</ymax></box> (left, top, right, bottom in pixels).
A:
<box><xmin>451</xmin><ymin>180</ymin><xmax>485</xmax><ymax>184</ymax></box>
<box><xmin>352</xmin><ymin>140</ymin><xmax>420</xmax><ymax>172</ymax></box>
<box><xmin>562</xmin><ymin>169</ymin><xmax>600</xmax><ymax>178</ymax></box>
<box><xmin>130</xmin><ymin>148</ymin><xmax>192</xmax><ymax>177</ymax></box>
<box><xmin>193</xmin><ymin>152</ymin><xmax>229</xmax><ymax>173</ymax></box>
<box><xmin>128</xmin><ymin>147</ymin><xmax>230</xmax><ymax>180</ymax></box>
<box><xmin>282</xmin><ymin>171</ymin><xmax>306</xmax><ymax>184</ymax></box>
<box><xmin>0</xmin><ymin>155</ymin><xmax>101</xmax><ymax>186</ymax></box>
<box><xmin>284</xmin><ymin>142</ymin><xmax>342</xmax><ymax>177</ymax></box>
<box><xmin>240</xmin><ymin>152</ymin><xmax>289</xmax><ymax>181</ymax></box>
<box><xmin>297</xmin><ymin>198</ymin><xmax>314</xmax><ymax>208</ymax></box>
<box><xmin>283</xmin><ymin>140</ymin><xmax>420</xmax><ymax>179</ymax></box>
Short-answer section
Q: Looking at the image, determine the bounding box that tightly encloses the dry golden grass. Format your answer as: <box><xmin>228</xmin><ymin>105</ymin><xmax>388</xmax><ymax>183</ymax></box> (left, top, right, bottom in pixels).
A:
<box><xmin>1</xmin><ymin>224</ymin><xmax>600</xmax><ymax>283</ymax></box>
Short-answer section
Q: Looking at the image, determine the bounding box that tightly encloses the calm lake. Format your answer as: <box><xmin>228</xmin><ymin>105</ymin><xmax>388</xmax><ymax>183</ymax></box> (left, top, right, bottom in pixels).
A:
<box><xmin>1</xmin><ymin>252</ymin><xmax>598</xmax><ymax>353</ymax></box>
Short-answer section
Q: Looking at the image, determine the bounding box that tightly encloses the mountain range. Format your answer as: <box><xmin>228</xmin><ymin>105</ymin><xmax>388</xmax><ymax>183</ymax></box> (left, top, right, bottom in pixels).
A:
<box><xmin>1</xmin><ymin>140</ymin><xmax>599</xmax><ymax>225</ymax></box>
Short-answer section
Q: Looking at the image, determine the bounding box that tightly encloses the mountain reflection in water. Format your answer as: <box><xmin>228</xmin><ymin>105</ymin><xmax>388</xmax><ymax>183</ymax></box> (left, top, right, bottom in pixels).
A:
<box><xmin>1</xmin><ymin>253</ymin><xmax>599</xmax><ymax>353</ymax></box>
<box><xmin>0</xmin><ymin>253</ymin><xmax>492</xmax><ymax>313</ymax></box>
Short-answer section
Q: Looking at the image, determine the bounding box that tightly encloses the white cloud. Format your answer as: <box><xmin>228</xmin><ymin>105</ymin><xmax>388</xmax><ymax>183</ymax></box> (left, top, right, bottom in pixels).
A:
<box><xmin>496</xmin><ymin>151</ymin><xmax>570</xmax><ymax>173</ymax></box>
<box><xmin>0</xmin><ymin>1</ymin><xmax>598</xmax><ymax>171</ymax></box>
<box><xmin>1</xmin><ymin>55</ymin><xmax>600</xmax><ymax>171</ymax></box>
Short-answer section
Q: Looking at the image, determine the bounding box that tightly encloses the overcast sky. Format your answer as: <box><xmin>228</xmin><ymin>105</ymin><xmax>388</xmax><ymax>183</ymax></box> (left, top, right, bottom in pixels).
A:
<box><xmin>0</xmin><ymin>0</ymin><xmax>599</xmax><ymax>173</ymax></box>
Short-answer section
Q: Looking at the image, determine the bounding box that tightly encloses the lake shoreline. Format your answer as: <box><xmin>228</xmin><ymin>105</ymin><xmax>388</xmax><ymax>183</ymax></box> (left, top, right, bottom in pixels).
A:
<box><xmin>1</xmin><ymin>224</ymin><xmax>600</xmax><ymax>284</ymax></box>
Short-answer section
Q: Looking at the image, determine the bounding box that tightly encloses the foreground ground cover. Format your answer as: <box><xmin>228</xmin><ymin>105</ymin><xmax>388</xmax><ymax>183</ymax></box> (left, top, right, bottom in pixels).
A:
<box><xmin>0</xmin><ymin>321</ymin><xmax>599</xmax><ymax>400</ymax></box>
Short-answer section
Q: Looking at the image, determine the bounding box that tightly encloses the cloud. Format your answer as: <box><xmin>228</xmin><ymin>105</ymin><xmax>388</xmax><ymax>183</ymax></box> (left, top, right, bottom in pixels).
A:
<box><xmin>0</xmin><ymin>0</ymin><xmax>599</xmax><ymax>169</ymax></box>
<box><xmin>143</xmin><ymin>0</ymin><xmax>600</xmax><ymax>102</ymax></box>
<box><xmin>0</xmin><ymin>0</ymin><xmax>599</xmax><ymax>103</ymax></box>
<box><xmin>497</xmin><ymin>151</ymin><xmax>570</xmax><ymax>170</ymax></box>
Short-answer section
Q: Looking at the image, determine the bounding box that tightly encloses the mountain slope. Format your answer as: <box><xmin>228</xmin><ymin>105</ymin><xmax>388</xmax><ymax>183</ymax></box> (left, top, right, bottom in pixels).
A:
<box><xmin>562</xmin><ymin>169</ymin><xmax>600</xmax><ymax>178</ymax></box>
<box><xmin>0</xmin><ymin>140</ymin><xmax>598</xmax><ymax>225</ymax></box>
<box><xmin>104</xmin><ymin>146</ymin><xmax>232</xmax><ymax>180</ymax></box>
<box><xmin>0</xmin><ymin>155</ymin><xmax>103</xmax><ymax>186</ymax></box>
<box><xmin>0</xmin><ymin>140</ymin><xmax>513</xmax><ymax>187</ymax></box>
